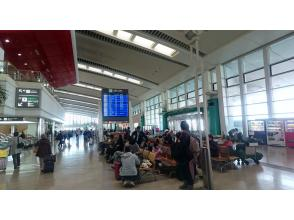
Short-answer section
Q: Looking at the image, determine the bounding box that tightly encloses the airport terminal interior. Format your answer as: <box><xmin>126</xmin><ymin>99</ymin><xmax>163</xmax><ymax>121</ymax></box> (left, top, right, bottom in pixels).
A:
<box><xmin>2</xmin><ymin>30</ymin><xmax>294</xmax><ymax>190</ymax></box>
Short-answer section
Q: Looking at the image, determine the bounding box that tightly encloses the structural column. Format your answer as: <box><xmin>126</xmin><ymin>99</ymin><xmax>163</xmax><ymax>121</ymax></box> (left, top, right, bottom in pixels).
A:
<box><xmin>129</xmin><ymin>100</ymin><xmax>134</xmax><ymax>131</ymax></box>
<box><xmin>216</xmin><ymin>64</ymin><xmax>227</xmax><ymax>135</ymax></box>
<box><xmin>238</xmin><ymin>58</ymin><xmax>248</xmax><ymax>136</ymax></box>
<box><xmin>263</xmin><ymin>46</ymin><xmax>273</xmax><ymax>118</ymax></box>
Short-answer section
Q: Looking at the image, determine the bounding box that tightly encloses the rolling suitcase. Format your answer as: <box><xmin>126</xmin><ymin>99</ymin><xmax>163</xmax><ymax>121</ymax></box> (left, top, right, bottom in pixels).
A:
<box><xmin>113</xmin><ymin>161</ymin><xmax>121</xmax><ymax>180</ymax></box>
<box><xmin>0</xmin><ymin>157</ymin><xmax>8</xmax><ymax>171</ymax></box>
<box><xmin>43</xmin><ymin>156</ymin><xmax>55</xmax><ymax>173</ymax></box>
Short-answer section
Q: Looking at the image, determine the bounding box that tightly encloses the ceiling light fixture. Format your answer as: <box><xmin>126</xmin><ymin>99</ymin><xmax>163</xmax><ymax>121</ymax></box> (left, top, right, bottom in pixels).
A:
<box><xmin>116</xmin><ymin>30</ymin><xmax>133</xmax><ymax>41</ymax></box>
<box><xmin>4</xmin><ymin>39</ymin><xmax>10</xmax><ymax>43</ymax></box>
<box><xmin>98</xmin><ymin>30</ymin><xmax>115</xmax><ymax>36</ymax></box>
<box><xmin>78</xmin><ymin>63</ymin><xmax>88</xmax><ymax>70</ymax></box>
<box><xmin>133</xmin><ymin>35</ymin><xmax>155</xmax><ymax>49</ymax></box>
<box><xmin>127</xmin><ymin>78</ymin><xmax>141</xmax><ymax>84</ymax></box>
<box><xmin>58</xmin><ymin>97</ymin><xmax>99</xmax><ymax>106</ymax></box>
<box><xmin>114</xmin><ymin>73</ymin><xmax>127</xmax><ymax>80</ymax></box>
<box><xmin>88</xmin><ymin>66</ymin><xmax>102</xmax><ymax>73</ymax></box>
<box><xmin>78</xmin><ymin>63</ymin><xmax>142</xmax><ymax>85</ymax></box>
<box><xmin>24</xmin><ymin>63</ymin><xmax>28</xmax><ymax>66</ymax></box>
<box><xmin>74</xmin><ymin>83</ymin><xmax>102</xmax><ymax>91</ymax></box>
<box><xmin>154</xmin><ymin>43</ymin><xmax>177</xmax><ymax>57</ymax></box>
<box><xmin>96</xmin><ymin>30</ymin><xmax>177</xmax><ymax>57</ymax></box>
<box><xmin>54</xmin><ymin>89</ymin><xmax>100</xmax><ymax>100</ymax></box>
<box><xmin>102</xmin><ymin>70</ymin><xmax>113</xmax><ymax>77</ymax></box>
<box><xmin>17</xmin><ymin>53</ymin><xmax>22</xmax><ymax>56</ymax></box>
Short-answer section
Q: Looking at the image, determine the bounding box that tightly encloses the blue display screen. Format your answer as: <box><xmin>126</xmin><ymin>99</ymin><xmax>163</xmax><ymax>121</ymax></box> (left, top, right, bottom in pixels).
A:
<box><xmin>102</xmin><ymin>89</ymin><xmax>129</xmax><ymax>121</ymax></box>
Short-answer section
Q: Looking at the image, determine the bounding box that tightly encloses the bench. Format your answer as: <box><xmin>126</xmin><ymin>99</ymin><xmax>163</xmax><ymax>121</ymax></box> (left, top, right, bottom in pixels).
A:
<box><xmin>211</xmin><ymin>147</ymin><xmax>239</xmax><ymax>172</ymax></box>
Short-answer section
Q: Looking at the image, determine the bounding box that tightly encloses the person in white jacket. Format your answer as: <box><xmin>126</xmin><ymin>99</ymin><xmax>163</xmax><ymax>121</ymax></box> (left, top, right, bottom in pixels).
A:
<box><xmin>120</xmin><ymin>146</ymin><xmax>140</xmax><ymax>187</ymax></box>
<box><xmin>9</xmin><ymin>132</ymin><xmax>23</xmax><ymax>170</ymax></box>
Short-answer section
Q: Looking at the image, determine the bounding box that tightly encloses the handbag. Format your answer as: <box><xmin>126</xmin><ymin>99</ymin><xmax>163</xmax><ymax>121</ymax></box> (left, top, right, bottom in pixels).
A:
<box><xmin>17</xmin><ymin>137</ymin><xmax>25</xmax><ymax>149</ymax></box>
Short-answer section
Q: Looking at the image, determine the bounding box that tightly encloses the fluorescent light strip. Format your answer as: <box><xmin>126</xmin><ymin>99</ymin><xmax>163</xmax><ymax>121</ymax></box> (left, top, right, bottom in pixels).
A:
<box><xmin>58</xmin><ymin>98</ymin><xmax>98</xmax><ymax>106</ymax></box>
<box><xmin>114</xmin><ymin>74</ymin><xmax>127</xmax><ymax>80</ymax></box>
<box><xmin>60</xmin><ymin>102</ymin><xmax>98</xmax><ymax>111</ymax></box>
<box><xmin>78</xmin><ymin>63</ymin><xmax>142</xmax><ymax>85</ymax></box>
<box><xmin>74</xmin><ymin>83</ymin><xmax>102</xmax><ymax>91</ymax></box>
<box><xmin>96</xmin><ymin>30</ymin><xmax>177</xmax><ymax>57</ymax></box>
<box><xmin>54</xmin><ymin>90</ymin><xmax>100</xmax><ymax>100</ymax></box>
<box><xmin>0</xmin><ymin>121</ymin><xmax>36</xmax><ymax>125</ymax></box>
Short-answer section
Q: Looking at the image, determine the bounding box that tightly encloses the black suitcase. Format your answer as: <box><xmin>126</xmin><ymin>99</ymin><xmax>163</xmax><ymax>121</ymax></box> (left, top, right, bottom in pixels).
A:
<box><xmin>43</xmin><ymin>156</ymin><xmax>54</xmax><ymax>173</ymax></box>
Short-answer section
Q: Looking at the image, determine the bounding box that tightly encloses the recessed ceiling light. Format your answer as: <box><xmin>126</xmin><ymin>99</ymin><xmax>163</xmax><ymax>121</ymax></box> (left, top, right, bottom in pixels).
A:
<box><xmin>4</xmin><ymin>39</ymin><xmax>10</xmax><ymax>43</ymax></box>
<box><xmin>102</xmin><ymin>70</ymin><xmax>113</xmax><ymax>77</ymax></box>
<box><xmin>78</xmin><ymin>63</ymin><xmax>88</xmax><ymax>70</ymax></box>
<box><xmin>127</xmin><ymin>78</ymin><xmax>141</xmax><ymax>84</ymax></box>
<box><xmin>88</xmin><ymin>66</ymin><xmax>102</xmax><ymax>73</ymax></box>
<box><xmin>18</xmin><ymin>53</ymin><xmax>22</xmax><ymax>56</ymax></box>
<box><xmin>24</xmin><ymin>63</ymin><xmax>28</xmax><ymax>66</ymax></box>
<box><xmin>154</xmin><ymin>43</ymin><xmax>176</xmax><ymax>57</ymax></box>
<box><xmin>133</xmin><ymin>35</ymin><xmax>155</xmax><ymax>49</ymax></box>
<box><xmin>114</xmin><ymin>74</ymin><xmax>127</xmax><ymax>80</ymax></box>
<box><xmin>74</xmin><ymin>83</ymin><xmax>102</xmax><ymax>91</ymax></box>
<box><xmin>116</xmin><ymin>30</ymin><xmax>133</xmax><ymax>41</ymax></box>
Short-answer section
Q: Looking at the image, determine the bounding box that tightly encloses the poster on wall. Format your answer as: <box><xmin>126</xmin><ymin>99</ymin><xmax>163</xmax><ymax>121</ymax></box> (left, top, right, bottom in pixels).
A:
<box><xmin>15</xmin><ymin>88</ymin><xmax>40</xmax><ymax>108</ymax></box>
<box><xmin>102</xmin><ymin>89</ymin><xmax>129</xmax><ymax>122</ymax></box>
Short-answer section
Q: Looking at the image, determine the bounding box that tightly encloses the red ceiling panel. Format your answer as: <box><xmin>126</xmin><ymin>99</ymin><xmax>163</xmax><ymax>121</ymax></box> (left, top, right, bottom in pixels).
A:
<box><xmin>0</xmin><ymin>30</ymin><xmax>77</xmax><ymax>88</ymax></box>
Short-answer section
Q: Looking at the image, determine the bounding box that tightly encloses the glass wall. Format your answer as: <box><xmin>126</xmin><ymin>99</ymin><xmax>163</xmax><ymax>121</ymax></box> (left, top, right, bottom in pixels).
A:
<box><xmin>242</xmin><ymin>49</ymin><xmax>268</xmax><ymax>120</ymax></box>
<box><xmin>269</xmin><ymin>35</ymin><xmax>294</xmax><ymax>118</ymax></box>
<box><xmin>167</xmin><ymin>77</ymin><xmax>202</xmax><ymax>111</ymax></box>
<box><xmin>209</xmin><ymin>68</ymin><xmax>217</xmax><ymax>92</ymax></box>
<box><xmin>132</xmin><ymin>104</ymin><xmax>141</xmax><ymax>115</ymax></box>
<box><xmin>145</xmin><ymin>95</ymin><xmax>163</xmax><ymax>129</ymax></box>
<box><xmin>64</xmin><ymin>112</ymin><xmax>98</xmax><ymax>127</ymax></box>
<box><xmin>223</xmin><ymin>59</ymin><xmax>243</xmax><ymax>132</ymax></box>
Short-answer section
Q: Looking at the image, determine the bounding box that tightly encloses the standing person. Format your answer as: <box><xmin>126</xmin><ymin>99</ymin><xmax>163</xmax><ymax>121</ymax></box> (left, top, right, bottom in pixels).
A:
<box><xmin>177</xmin><ymin>121</ymin><xmax>200</xmax><ymax>190</ymax></box>
<box><xmin>9</xmin><ymin>132</ymin><xmax>23</xmax><ymax>170</ymax></box>
<box><xmin>56</xmin><ymin>131</ymin><xmax>64</xmax><ymax>149</ymax></box>
<box><xmin>35</xmin><ymin>134</ymin><xmax>52</xmax><ymax>172</ymax></box>
<box><xmin>20</xmin><ymin>131</ymin><xmax>26</xmax><ymax>139</ymax></box>
<box><xmin>131</xmin><ymin>126</ymin><xmax>147</xmax><ymax>146</ymax></box>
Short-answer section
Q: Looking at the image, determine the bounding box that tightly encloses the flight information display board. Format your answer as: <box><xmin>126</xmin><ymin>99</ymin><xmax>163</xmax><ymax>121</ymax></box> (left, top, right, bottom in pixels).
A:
<box><xmin>15</xmin><ymin>88</ymin><xmax>40</xmax><ymax>108</ymax></box>
<box><xmin>102</xmin><ymin>89</ymin><xmax>129</xmax><ymax>122</ymax></box>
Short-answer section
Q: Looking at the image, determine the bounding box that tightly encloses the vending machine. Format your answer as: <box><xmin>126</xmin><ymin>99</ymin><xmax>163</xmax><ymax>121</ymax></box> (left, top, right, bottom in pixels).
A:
<box><xmin>248</xmin><ymin>120</ymin><xmax>267</xmax><ymax>145</ymax></box>
<box><xmin>285</xmin><ymin>119</ymin><xmax>294</xmax><ymax>147</ymax></box>
<box><xmin>266</xmin><ymin>120</ymin><xmax>285</xmax><ymax>147</ymax></box>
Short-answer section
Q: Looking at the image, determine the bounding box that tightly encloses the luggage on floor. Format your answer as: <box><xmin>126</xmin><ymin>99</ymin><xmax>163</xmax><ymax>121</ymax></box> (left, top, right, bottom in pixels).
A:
<box><xmin>0</xmin><ymin>157</ymin><xmax>8</xmax><ymax>171</ymax></box>
<box><xmin>43</xmin><ymin>156</ymin><xmax>55</xmax><ymax>173</ymax></box>
<box><xmin>0</xmin><ymin>148</ymin><xmax>9</xmax><ymax>158</ymax></box>
<box><xmin>114</xmin><ymin>161</ymin><xmax>121</xmax><ymax>180</ymax></box>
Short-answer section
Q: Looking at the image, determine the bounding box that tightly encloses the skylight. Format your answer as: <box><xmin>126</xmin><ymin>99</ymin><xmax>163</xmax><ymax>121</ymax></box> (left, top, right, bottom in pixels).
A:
<box><xmin>96</xmin><ymin>30</ymin><xmax>177</xmax><ymax>57</ymax></box>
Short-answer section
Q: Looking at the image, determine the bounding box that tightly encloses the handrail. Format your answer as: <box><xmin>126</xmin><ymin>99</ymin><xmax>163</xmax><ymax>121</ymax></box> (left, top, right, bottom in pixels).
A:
<box><xmin>0</xmin><ymin>60</ymin><xmax>54</xmax><ymax>95</ymax></box>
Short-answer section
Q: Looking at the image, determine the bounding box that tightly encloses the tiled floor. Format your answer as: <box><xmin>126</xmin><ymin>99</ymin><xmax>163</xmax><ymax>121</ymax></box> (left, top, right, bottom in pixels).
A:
<box><xmin>1</xmin><ymin>138</ymin><xmax>294</xmax><ymax>190</ymax></box>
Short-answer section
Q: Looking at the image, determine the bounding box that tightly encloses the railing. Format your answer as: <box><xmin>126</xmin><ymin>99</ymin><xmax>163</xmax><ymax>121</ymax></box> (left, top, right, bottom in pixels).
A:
<box><xmin>0</xmin><ymin>60</ymin><xmax>55</xmax><ymax>95</ymax></box>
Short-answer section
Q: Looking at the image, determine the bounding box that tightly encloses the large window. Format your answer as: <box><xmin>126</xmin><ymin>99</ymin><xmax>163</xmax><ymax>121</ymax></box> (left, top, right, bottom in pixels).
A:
<box><xmin>132</xmin><ymin>104</ymin><xmax>141</xmax><ymax>115</ymax></box>
<box><xmin>167</xmin><ymin>77</ymin><xmax>203</xmax><ymax>111</ymax></box>
<box><xmin>145</xmin><ymin>95</ymin><xmax>162</xmax><ymax>129</ymax></box>
<box><xmin>209</xmin><ymin>68</ymin><xmax>217</xmax><ymax>91</ymax></box>
<box><xmin>270</xmin><ymin>36</ymin><xmax>294</xmax><ymax>118</ymax></box>
<box><xmin>223</xmin><ymin>59</ymin><xmax>243</xmax><ymax>131</ymax></box>
<box><xmin>64</xmin><ymin>112</ymin><xmax>98</xmax><ymax>126</ymax></box>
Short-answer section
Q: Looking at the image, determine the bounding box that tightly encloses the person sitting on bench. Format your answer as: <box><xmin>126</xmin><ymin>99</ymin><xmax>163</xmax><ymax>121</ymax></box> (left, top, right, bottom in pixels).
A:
<box><xmin>120</xmin><ymin>146</ymin><xmax>140</xmax><ymax>187</ymax></box>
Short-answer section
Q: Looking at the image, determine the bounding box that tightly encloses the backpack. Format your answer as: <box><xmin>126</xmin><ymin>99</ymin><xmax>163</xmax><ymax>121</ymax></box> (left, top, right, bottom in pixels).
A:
<box><xmin>188</xmin><ymin>136</ymin><xmax>200</xmax><ymax>162</ymax></box>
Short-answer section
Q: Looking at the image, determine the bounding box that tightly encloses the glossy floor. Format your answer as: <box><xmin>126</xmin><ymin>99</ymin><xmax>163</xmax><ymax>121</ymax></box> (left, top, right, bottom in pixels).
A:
<box><xmin>1</xmin><ymin>138</ymin><xmax>294</xmax><ymax>190</ymax></box>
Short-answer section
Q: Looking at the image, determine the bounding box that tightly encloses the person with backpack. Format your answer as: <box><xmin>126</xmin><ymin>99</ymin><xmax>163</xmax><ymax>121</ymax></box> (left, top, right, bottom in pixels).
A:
<box><xmin>35</xmin><ymin>134</ymin><xmax>53</xmax><ymax>172</ymax></box>
<box><xmin>8</xmin><ymin>131</ymin><xmax>23</xmax><ymax>170</ymax></box>
<box><xmin>177</xmin><ymin>121</ymin><xmax>200</xmax><ymax>190</ymax></box>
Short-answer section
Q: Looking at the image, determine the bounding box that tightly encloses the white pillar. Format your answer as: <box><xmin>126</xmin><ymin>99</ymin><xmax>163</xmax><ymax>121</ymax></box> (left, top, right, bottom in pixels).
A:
<box><xmin>216</xmin><ymin>65</ymin><xmax>227</xmax><ymax>135</ymax></box>
<box><xmin>238</xmin><ymin>58</ymin><xmax>248</xmax><ymax>136</ymax></box>
<box><xmin>98</xmin><ymin>100</ymin><xmax>103</xmax><ymax>142</ymax></box>
<box><xmin>202</xmin><ymin>70</ymin><xmax>210</xmax><ymax>135</ymax></box>
<box><xmin>263</xmin><ymin>46</ymin><xmax>273</xmax><ymax>118</ymax></box>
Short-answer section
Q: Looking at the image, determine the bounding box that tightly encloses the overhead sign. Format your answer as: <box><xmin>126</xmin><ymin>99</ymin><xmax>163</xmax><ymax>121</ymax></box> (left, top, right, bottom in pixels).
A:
<box><xmin>102</xmin><ymin>89</ymin><xmax>129</xmax><ymax>122</ymax></box>
<box><xmin>16</xmin><ymin>88</ymin><xmax>40</xmax><ymax>108</ymax></box>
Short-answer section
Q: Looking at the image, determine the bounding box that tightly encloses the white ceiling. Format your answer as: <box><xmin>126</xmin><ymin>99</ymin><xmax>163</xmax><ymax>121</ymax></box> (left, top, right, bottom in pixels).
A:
<box><xmin>56</xmin><ymin>30</ymin><xmax>255</xmax><ymax>115</ymax></box>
